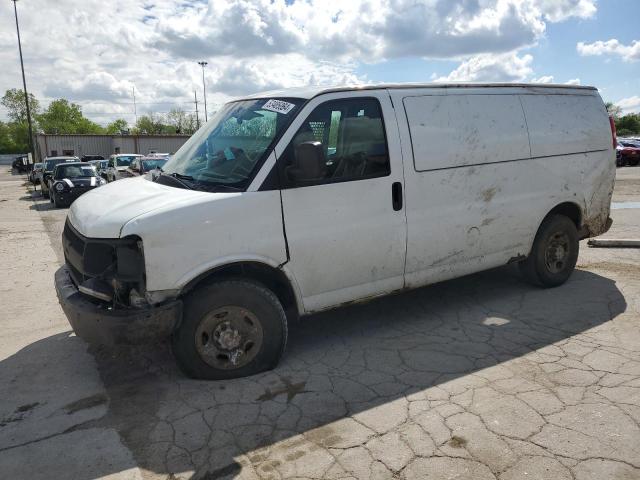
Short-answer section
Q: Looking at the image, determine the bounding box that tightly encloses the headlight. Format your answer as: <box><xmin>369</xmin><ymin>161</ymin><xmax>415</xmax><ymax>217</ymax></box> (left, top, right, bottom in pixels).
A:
<box><xmin>55</xmin><ymin>183</ymin><xmax>64</xmax><ymax>191</ymax></box>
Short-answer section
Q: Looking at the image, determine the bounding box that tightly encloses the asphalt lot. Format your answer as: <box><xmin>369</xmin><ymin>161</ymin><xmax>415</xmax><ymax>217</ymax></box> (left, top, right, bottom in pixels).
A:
<box><xmin>1</xmin><ymin>167</ymin><xmax>639</xmax><ymax>480</ymax></box>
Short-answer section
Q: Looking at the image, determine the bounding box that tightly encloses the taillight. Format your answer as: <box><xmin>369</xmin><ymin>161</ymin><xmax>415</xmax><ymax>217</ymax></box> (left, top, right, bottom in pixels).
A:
<box><xmin>609</xmin><ymin>115</ymin><xmax>617</xmax><ymax>149</ymax></box>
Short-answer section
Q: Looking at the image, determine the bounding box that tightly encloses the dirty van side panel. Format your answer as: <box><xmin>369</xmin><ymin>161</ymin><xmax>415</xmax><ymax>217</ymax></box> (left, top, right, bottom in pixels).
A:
<box><xmin>407</xmin><ymin>94</ymin><xmax>529</xmax><ymax>171</ymax></box>
<box><xmin>519</xmin><ymin>93</ymin><xmax>614</xmax><ymax>236</ymax></box>
<box><xmin>398</xmin><ymin>90</ymin><xmax>576</xmax><ymax>289</ymax></box>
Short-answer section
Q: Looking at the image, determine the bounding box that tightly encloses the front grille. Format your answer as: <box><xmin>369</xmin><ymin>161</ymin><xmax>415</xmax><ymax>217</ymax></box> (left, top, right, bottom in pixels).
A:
<box><xmin>63</xmin><ymin>221</ymin><xmax>86</xmax><ymax>285</ymax></box>
<box><xmin>62</xmin><ymin>221</ymin><xmax>123</xmax><ymax>286</ymax></box>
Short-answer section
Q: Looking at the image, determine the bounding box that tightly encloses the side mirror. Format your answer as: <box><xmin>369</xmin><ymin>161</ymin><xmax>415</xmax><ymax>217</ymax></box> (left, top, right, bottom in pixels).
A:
<box><xmin>287</xmin><ymin>141</ymin><xmax>326</xmax><ymax>183</ymax></box>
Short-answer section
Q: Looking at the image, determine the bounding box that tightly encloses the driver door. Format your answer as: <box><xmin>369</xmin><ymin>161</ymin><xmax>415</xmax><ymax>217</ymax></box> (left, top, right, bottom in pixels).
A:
<box><xmin>276</xmin><ymin>92</ymin><xmax>407</xmax><ymax>313</ymax></box>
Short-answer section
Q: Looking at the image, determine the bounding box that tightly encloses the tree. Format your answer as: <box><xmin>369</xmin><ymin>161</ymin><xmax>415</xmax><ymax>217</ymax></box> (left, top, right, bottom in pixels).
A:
<box><xmin>1</xmin><ymin>88</ymin><xmax>39</xmax><ymax>123</ymax></box>
<box><xmin>37</xmin><ymin>99</ymin><xmax>104</xmax><ymax>134</ymax></box>
<box><xmin>106</xmin><ymin>118</ymin><xmax>129</xmax><ymax>134</ymax></box>
<box><xmin>615</xmin><ymin>114</ymin><xmax>640</xmax><ymax>136</ymax></box>
<box><xmin>133</xmin><ymin>113</ymin><xmax>174</xmax><ymax>135</ymax></box>
<box><xmin>167</xmin><ymin>108</ymin><xmax>198</xmax><ymax>134</ymax></box>
<box><xmin>0</xmin><ymin>120</ymin><xmax>30</xmax><ymax>153</ymax></box>
<box><xmin>605</xmin><ymin>102</ymin><xmax>622</xmax><ymax>119</ymax></box>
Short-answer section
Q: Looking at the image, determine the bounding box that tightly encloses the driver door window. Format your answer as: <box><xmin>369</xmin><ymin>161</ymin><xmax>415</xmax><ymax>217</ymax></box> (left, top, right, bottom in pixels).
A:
<box><xmin>280</xmin><ymin>97</ymin><xmax>390</xmax><ymax>187</ymax></box>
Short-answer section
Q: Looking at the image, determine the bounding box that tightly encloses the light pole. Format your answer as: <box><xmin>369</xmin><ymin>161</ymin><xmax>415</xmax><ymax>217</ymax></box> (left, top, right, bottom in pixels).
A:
<box><xmin>12</xmin><ymin>0</ymin><xmax>34</xmax><ymax>157</ymax></box>
<box><xmin>198</xmin><ymin>61</ymin><xmax>208</xmax><ymax>122</ymax></box>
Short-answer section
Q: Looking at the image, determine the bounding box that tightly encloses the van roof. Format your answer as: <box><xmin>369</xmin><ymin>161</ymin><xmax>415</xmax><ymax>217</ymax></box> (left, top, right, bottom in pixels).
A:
<box><xmin>243</xmin><ymin>82</ymin><xmax>597</xmax><ymax>101</ymax></box>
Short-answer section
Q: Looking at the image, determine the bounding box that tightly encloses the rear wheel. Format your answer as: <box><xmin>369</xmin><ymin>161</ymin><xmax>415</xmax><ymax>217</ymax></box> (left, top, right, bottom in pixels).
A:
<box><xmin>519</xmin><ymin>214</ymin><xmax>579</xmax><ymax>288</ymax></box>
<box><xmin>172</xmin><ymin>280</ymin><xmax>288</xmax><ymax>380</ymax></box>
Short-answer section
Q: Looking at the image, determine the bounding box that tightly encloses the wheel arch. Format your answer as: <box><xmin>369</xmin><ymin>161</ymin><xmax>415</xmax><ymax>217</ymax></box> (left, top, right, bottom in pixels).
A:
<box><xmin>524</xmin><ymin>201</ymin><xmax>583</xmax><ymax>257</ymax></box>
<box><xmin>179</xmin><ymin>261</ymin><xmax>302</xmax><ymax>322</ymax></box>
<box><xmin>546</xmin><ymin>201</ymin><xmax>582</xmax><ymax>230</ymax></box>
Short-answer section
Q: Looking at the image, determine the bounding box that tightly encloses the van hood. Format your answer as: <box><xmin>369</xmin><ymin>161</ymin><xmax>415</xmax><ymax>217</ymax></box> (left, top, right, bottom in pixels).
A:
<box><xmin>67</xmin><ymin>177</ymin><xmax>225</xmax><ymax>238</ymax></box>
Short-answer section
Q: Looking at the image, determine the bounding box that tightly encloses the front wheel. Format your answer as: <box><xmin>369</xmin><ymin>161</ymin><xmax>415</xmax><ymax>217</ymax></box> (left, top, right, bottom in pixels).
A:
<box><xmin>172</xmin><ymin>280</ymin><xmax>288</xmax><ymax>380</ymax></box>
<box><xmin>519</xmin><ymin>214</ymin><xmax>579</xmax><ymax>288</ymax></box>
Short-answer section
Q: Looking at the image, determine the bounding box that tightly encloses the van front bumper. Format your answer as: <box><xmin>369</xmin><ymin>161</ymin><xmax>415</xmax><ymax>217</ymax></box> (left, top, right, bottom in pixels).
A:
<box><xmin>55</xmin><ymin>266</ymin><xmax>182</xmax><ymax>345</ymax></box>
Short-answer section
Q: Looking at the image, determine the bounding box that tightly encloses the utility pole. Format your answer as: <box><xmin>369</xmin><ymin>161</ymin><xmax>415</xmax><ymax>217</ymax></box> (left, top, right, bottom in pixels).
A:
<box><xmin>12</xmin><ymin>0</ymin><xmax>34</xmax><ymax>157</ymax></box>
<box><xmin>194</xmin><ymin>90</ymin><xmax>200</xmax><ymax>129</ymax></box>
<box><xmin>132</xmin><ymin>87</ymin><xmax>138</xmax><ymax>125</ymax></box>
<box><xmin>198</xmin><ymin>61</ymin><xmax>208</xmax><ymax>122</ymax></box>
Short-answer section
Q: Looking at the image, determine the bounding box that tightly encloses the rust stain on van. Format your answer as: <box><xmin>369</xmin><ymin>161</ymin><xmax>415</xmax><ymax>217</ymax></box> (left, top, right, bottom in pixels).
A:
<box><xmin>481</xmin><ymin>187</ymin><xmax>499</xmax><ymax>202</ymax></box>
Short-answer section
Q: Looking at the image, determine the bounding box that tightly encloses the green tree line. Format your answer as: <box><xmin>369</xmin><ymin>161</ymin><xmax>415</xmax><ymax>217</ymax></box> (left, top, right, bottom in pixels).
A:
<box><xmin>0</xmin><ymin>88</ymin><xmax>199</xmax><ymax>154</ymax></box>
<box><xmin>605</xmin><ymin>102</ymin><xmax>640</xmax><ymax>137</ymax></box>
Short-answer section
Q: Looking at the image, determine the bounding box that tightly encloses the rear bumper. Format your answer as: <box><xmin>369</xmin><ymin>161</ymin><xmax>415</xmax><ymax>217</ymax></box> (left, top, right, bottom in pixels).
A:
<box><xmin>55</xmin><ymin>265</ymin><xmax>182</xmax><ymax>345</ymax></box>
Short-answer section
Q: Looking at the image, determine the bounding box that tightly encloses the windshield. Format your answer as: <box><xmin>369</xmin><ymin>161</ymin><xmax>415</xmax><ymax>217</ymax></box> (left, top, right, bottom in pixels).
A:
<box><xmin>115</xmin><ymin>155</ymin><xmax>139</xmax><ymax>167</ymax></box>
<box><xmin>55</xmin><ymin>165</ymin><xmax>97</xmax><ymax>179</ymax></box>
<box><xmin>142</xmin><ymin>159</ymin><xmax>167</xmax><ymax>171</ymax></box>
<box><xmin>161</xmin><ymin>97</ymin><xmax>304</xmax><ymax>190</ymax></box>
<box><xmin>45</xmin><ymin>159</ymin><xmax>69</xmax><ymax>171</ymax></box>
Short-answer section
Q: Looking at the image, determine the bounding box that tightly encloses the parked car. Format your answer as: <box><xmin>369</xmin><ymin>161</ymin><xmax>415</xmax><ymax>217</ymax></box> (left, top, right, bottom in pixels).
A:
<box><xmin>49</xmin><ymin>162</ymin><xmax>105</xmax><ymax>208</ymax></box>
<box><xmin>88</xmin><ymin>159</ymin><xmax>109</xmax><ymax>180</ymax></box>
<box><xmin>617</xmin><ymin>140</ymin><xmax>640</xmax><ymax>167</ymax></box>
<box><xmin>40</xmin><ymin>156</ymin><xmax>79</xmax><ymax>198</ymax></box>
<box><xmin>123</xmin><ymin>156</ymin><xmax>168</xmax><ymax>178</ymax></box>
<box><xmin>12</xmin><ymin>155</ymin><xmax>29</xmax><ymax>173</ymax></box>
<box><xmin>30</xmin><ymin>163</ymin><xmax>43</xmax><ymax>184</ymax></box>
<box><xmin>106</xmin><ymin>154</ymin><xmax>143</xmax><ymax>182</ymax></box>
<box><xmin>56</xmin><ymin>83</ymin><xmax>615</xmax><ymax>380</ymax></box>
<box><xmin>81</xmin><ymin>154</ymin><xmax>105</xmax><ymax>162</ymax></box>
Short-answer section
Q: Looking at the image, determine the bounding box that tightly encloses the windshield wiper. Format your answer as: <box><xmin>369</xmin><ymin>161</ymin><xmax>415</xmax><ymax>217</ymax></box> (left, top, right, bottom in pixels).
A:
<box><xmin>154</xmin><ymin>171</ymin><xmax>193</xmax><ymax>190</ymax></box>
<box><xmin>170</xmin><ymin>172</ymin><xmax>194</xmax><ymax>181</ymax></box>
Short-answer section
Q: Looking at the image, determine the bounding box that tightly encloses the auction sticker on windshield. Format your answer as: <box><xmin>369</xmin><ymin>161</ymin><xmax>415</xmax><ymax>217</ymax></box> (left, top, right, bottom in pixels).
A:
<box><xmin>262</xmin><ymin>99</ymin><xmax>296</xmax><ymax>115</ymax></box>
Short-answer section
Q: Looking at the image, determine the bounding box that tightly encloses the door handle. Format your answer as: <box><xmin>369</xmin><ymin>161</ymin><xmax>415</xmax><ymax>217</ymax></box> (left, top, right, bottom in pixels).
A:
<box><xmin>392</xmin><ymin>182</ymin><xmax>403</xmax><ymax>211</ymax></box>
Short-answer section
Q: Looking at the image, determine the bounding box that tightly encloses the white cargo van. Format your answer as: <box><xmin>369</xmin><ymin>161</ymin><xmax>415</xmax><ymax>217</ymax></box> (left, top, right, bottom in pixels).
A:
<box><xmin>55</xmin><ymin>83</ymin><xmax>616</xmax><ymax>379</ymax></box>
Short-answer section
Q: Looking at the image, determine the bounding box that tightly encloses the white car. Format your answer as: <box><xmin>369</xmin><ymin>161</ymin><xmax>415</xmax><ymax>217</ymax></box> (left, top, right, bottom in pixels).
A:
<box><xmin>56</xmin><ymin>83</ymin><xmax>615</xmax><ymax>380</ymax></box>
<box><xmin>106</xmin><ymin>154</ymin><xmax>143</xmax><ymax>182</ymax></box>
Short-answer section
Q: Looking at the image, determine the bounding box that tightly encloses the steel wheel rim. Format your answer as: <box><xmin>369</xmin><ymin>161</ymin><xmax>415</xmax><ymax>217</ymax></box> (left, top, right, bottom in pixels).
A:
<box><xmin>195</xmin><ymin>305</ymin><xmax>264</xmax><ymax>370</ymax></box>
<box><xmin>544</xmin><ymin>231</ymin><xmax>570</xmax><ymax>274</ymax></box>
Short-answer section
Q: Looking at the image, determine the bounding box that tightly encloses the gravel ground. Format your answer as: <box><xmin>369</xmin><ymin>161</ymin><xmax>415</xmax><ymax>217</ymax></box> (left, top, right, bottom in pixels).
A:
<box><xmin>1</xmin><ymin>167</ymin><xmax>639</xmax><ymax>480</ymax></box>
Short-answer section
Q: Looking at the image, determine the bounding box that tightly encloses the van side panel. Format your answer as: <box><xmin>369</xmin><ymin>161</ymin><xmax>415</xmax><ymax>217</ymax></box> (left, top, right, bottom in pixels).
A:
<box><xmin>405</xmin><ymin>94</ymin><xmax>530</xmax><ymax>171</ymax></box>
<box><xmin>395</xmin><ymin>89</ymin><xmax>604</xmax><ymax>290</ymax></box>
<box><xmin>520</xmin><ymin>94</ymin><xmax>611</xmax><ymax>158</ymax></box>
<box><xmin>520</xmin><ymin>93</ymin><xmax>614</xmax><ymax>236</ymax></box>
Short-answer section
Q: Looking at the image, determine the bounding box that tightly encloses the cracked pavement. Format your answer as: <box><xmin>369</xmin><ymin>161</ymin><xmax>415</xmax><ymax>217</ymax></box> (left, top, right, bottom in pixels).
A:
<box><xmin>0</xmin><ymin>167</ymin><xmax>639</xmax><ymax>479</ymax></box>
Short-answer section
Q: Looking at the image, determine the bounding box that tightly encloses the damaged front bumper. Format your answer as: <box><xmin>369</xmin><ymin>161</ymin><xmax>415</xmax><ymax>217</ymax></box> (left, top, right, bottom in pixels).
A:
<box><xmin>55</xmin><ymin>265</ymin><xmax>182</xmax><ymax>345</ymax></box>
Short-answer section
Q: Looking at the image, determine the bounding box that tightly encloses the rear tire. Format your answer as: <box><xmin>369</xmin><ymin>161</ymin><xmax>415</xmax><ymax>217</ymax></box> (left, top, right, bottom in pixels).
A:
<box><xmin>172</xmin><ymin>280</ymin><xmax>288</xmax><ymax>380</ymax></box>
<box><xmin>519</xmin><ymin>214</ymin><xmax>579</xmax><ymax>288</ymax></box>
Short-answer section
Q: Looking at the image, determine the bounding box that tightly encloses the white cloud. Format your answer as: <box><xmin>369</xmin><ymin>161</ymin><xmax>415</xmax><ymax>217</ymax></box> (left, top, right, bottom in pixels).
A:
<box><xmin>616</xmin><ymin>96</ymin><xmax>640</xmax><ymax>114</ymax></box>
<box><xmin>436</xmin><ymin>52</ymin><xmax>533</xmax><ymax>82</ymax></box>
<box><xmin>531</xmin><ymin>75</ymin><xmax>554</xmax><ymax>83</ymax></box>
<box><xmin>565</xmin><ymin>78</ymin><xmax>581</xmax><ymax>85</ymax></box>
<box><xmin>577</xmin><ymin>39</ymin><xmax>640</xmax><ymax>62</ymax></box>
<box><xmin>0</xmin><ymin>0</ymin><xmax>601</xmax><ymax>125</ymax></box>
<box><xmin>536</xmin><ymin>0</ymin><xmax>596</xmax><ymax>21</ymax></box>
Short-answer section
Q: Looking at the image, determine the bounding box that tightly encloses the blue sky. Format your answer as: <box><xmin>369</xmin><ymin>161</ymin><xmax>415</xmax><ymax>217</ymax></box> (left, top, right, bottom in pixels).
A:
<box><xmin>0</xmin><ymin>0</ymin><xmax>638</xmax><ymax>124</ymax></box>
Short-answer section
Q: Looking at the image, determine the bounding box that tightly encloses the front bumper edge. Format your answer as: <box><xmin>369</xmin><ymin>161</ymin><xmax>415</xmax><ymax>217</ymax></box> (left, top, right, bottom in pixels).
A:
<box><xmin>55</xmin><ymin>265</ymin><xmax>182</xmax><ymax>345</ymax></box>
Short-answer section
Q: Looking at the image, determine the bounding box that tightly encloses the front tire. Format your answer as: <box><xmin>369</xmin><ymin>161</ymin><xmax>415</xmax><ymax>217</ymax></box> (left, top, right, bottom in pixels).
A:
<box><xmin>519</xmin><ymin>214</ymin><xmax>579</xmax><ymax>288</ymax></box>
<box><xmin>172</xmin><ymin>280</ymin><xmax>288</xmax><ymax>380</ymax></box>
